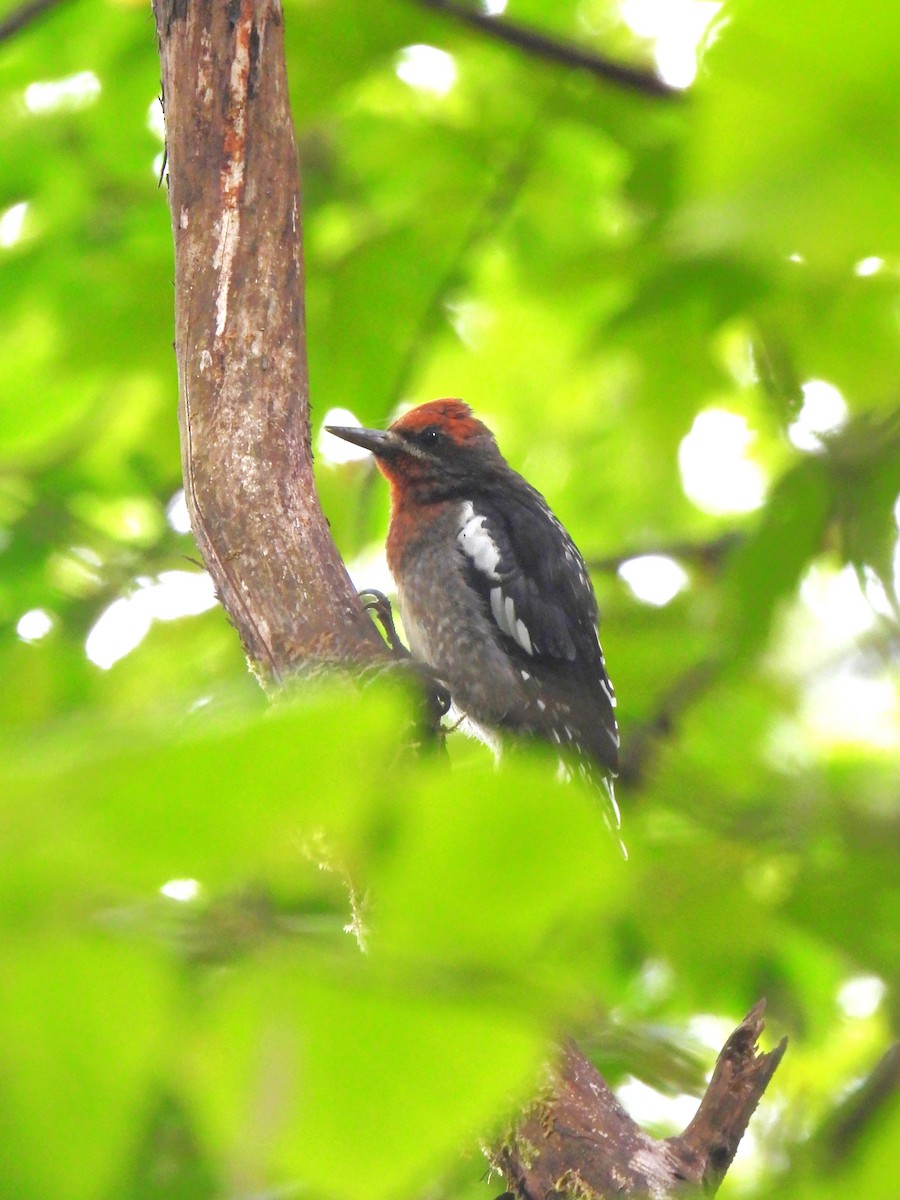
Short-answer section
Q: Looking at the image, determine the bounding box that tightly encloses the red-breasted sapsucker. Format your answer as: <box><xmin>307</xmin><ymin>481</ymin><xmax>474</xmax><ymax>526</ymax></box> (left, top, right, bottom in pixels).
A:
<box><xmin>327</xmin><ymin>399</ymin><xmax>619</xmax><ymax>794</ymax></box>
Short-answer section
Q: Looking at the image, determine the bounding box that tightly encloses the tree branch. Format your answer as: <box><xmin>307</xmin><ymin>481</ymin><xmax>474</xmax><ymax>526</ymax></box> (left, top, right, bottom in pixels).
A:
<box><xmin>0</xmin><ymin>0</ymin><xmax>67</xmax><ymax>44</ymax></box>
<box><xmin>408</xmin><ymin>0</ymin><xmax>680</xmax><ymax>100</ymax></box>
<box><xmin>618</xmin><ymin>658</ymin><xmax>719</xmax><ymax>786</ymax></box>
<box><xmin>820</xmin><ymin>1041</ymin><xmax>900</xmax><ymax>1164</ymax></box>
<box><xmin>587</xmin><ymin>532</ymin><xmax>743</xmax><ymax>575</ymax></box>
<box><xmin>391</xmin><ymin>108</ymin><xmax>542</xmax><ymax>404</ymax></box>
<box><xmin>673</xmin><ymin>1001</ymin><xmax>787</xmax><ymax>1190</ymax></box>
<box><xmin>495</xmin><ymin>1001</ymin><xmax>786</xmax><ymax>1198</ymax></box>
<box><xmin>152</xmin><ymin>0</ymin><xmax>384</xmax><ymax>680</ymax></box>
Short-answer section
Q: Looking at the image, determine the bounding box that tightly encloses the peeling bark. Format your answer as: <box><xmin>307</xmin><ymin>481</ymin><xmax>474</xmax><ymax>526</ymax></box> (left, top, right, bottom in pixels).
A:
<box><xmin>153</xmin><ymin>0</ymin><xmax>383</xmax><ymax>680</ymax></box>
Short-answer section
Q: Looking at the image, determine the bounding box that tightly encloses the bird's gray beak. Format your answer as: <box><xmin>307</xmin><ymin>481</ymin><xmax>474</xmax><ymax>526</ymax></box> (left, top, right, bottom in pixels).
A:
<box><xmin>325</xmin><ymin>425</ymin><xmax>394</xmax><ymax>457</ymax></box>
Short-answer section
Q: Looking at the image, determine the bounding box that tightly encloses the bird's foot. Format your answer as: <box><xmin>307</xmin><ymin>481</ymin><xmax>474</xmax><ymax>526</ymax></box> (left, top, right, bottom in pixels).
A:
<box><xmin>359</xmin><ymin>589</ymin><xmax>409</xmax><ymax>659</ymax></box>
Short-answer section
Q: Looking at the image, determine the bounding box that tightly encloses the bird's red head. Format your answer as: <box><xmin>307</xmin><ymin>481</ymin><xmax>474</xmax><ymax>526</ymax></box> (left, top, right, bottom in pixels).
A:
<box><xmin>389</xmin><ymin>399</ymin><xmax>491</xmax><ymax>448</ymax></box>
<box><xmin>326</xmin><ymin>399</ymin><xmax>503</xmax><ymax>504</ymax></box>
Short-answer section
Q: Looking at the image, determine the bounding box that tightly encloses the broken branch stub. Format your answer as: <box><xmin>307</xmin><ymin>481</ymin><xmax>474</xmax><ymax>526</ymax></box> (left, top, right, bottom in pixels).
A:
<box><xmin>494</xmin><ymin>1002</ymin><xmax>786</xmax><ymax>1198</ymax></box>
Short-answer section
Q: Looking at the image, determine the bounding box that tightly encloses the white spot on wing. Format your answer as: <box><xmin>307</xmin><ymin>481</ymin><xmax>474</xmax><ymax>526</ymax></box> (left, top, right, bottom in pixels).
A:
<box><xmin>504</xmin><ymin>594</ymin><xmax>517</xmax><ymax>632</ymax></box>
<box><xmin>495</xmin><ymin>591</ymin><xmax>534</xmax><ymax>655</ymax></box>
<box><xmin>515</xmin><ymin>617</ymin><xmax>533</xmax><ymax>655</ymax></box>
<box><xmin>458</xmin><ymin>503</ymin><xmax>501</xmax><ymax>580</ymax></box>
<box><xmin>490</xmin><ymin>587</ymin><xmax>508</xmax><ymax>633</ymax></box>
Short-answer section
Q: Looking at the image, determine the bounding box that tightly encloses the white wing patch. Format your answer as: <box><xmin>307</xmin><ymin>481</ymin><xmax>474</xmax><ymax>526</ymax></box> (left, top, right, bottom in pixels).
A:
<box><xmin>515</xmin><ymin>617</ymin><xmax>533</xmax><ymax>655</ymax></box>
<box><xmin>504</xmin><ymin>594</ymin><xmax>517</xmax><ymax>634</ymax></box>
<box><xmin>458</xmin><ymin>502</ymin><xmax>535</xmax><ymax>656</ymax></box>
<box><xmin>488</xmin><ymin>584</ymin><xmax>534</xmax><ymax>656</ymax></box>
<box><xmin>457</xmin><ymin>502</ymin><xmax>501</xmax><ymax>580</ymax></box>
<box><xmin>490</xmin><ymin>586</ymin><xmax>507</xmax><ymax>633</ymax></box>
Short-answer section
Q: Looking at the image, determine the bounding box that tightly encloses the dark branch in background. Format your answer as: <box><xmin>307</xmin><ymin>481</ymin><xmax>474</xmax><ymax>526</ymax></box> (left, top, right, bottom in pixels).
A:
<box><xmin>821</xmin><ymin>1042</ymin><xmax>900</xmax><ymax>1164</ymax></box>
<box><xmin>495</xmin><ymin>1003</ymin><xmax>786</xmax><ymax>1199</ymax></box>
<box><xmin>618</xmin><ymin>658</ymin><xmax>719</xmax><ymax>787</ymax></box>
<box><xmin>587</xmin><ymin>532</ymin><xmax>743</xmax><ymax>574</ymax></box>
<box><xmin>586</xmin><ymin>535</ymin><xmax>742</xmax><ymax>786</ymax></box>
<box><xmin>352</xmin><ymin>107</ymin><xmax>543</xmax><ymax>542</ymax></box>
<box><xmin>391</xmin><ymin>111</ymin><xmax>542</xmax><ymax>403</ymax></box>
<box><xmin>409</xmin><ymin>0</ymin><xmax>681</xmax><ymax>100</ymax></box>
<box><xmin>0</xmin><ymin>0</ymin><xmax>66</xmax><ymax>43</ymax></box>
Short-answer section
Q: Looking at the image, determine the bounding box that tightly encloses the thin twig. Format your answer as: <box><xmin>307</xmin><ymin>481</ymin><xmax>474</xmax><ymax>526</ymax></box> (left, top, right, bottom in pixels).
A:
<box><xmin>0</xmin><ymin>0</ymin><xmax>67</xmax><ymax>43</ymax></box>
<box><xmin>390</xmin><ymin>103</ymin><xmax>543</xmax><ymax>403</ymax></box>
<box><xmin>588</xmin><ymin>532</ymin><xmax>743</xmax><ymax>574</ymax></box>
<box><xmin>618</xmin><ymin>658</ymin><xmax>720</xmax><ymax>786</ymax></box>
<box><xmin>409</xmin><ymin>0</ymin><xmax>680</xmax><ymax>100</ymax></box>
<box><xmin>822</xmin><ymin>1042</ymin><xmax>900</xmax><ymax>1163</ymax></box>
<box><xmin>349</xmin><ymin>103</ymin><xmax>545</xmax><ymax>543</ymax></box>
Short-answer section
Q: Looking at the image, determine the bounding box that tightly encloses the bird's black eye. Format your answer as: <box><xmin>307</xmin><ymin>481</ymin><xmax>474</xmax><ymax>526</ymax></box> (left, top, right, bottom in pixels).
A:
<box><xmin>419</xmin><ymin>427</ymin><xmax>440</xmax><ymax>446</ymax></box>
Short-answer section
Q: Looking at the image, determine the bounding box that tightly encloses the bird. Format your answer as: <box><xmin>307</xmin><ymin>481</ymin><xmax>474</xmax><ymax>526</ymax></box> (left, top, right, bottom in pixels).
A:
<box><xmin>326</xmin><ymin>399</ymin><xmax>619</xmax><ymax>805</ymax></box>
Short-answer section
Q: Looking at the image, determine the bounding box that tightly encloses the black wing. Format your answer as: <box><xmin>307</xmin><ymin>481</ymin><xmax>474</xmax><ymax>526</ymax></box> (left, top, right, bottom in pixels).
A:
<box><xmin>456</xmin><ymin>483</ymin><xmax>619</xmax><ymax>774</ymax></box>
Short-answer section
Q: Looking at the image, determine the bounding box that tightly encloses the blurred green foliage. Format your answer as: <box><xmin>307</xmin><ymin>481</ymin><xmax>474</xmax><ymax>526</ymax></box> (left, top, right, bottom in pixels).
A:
<box><xmin>0</xmin><ymin>0</ymin><xmax>898</xmax><ymax>1197</ymax></box>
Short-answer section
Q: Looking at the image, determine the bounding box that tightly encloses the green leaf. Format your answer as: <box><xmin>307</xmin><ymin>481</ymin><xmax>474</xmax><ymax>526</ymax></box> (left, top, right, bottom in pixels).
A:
<box><xmin>0</xmin><ymin>935</ymin><xmax>176</xmax><ymax>1200</ymax></box>
<box><xmin>720</xmin><ymin>456</ymin><xmax>833</xmax><ymax>658</ymax></box>
<box><xmin>370</xmin><ymin>754</ymin><xmax>626</xmax><ymax>996</ymax></box>
<box><xmin>685</xmin><ymin>0</ymin><xmax>900</xmax><ymax>267</ymax></box>
<box><xmin>0</xmin><ymin>682</ymin><xmax>409</xmax><ymax>908</ymax></box>
<box><xmin>184</xmin><ymin>954</ymin><xmax>547</xmax><ymax>1200</ymax></box>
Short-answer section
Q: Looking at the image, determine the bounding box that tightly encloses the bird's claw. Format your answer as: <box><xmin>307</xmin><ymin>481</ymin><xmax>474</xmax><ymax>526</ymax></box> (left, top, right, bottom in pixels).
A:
<box><xmin>359</xmin><ymin>589</ymin><xmax>410</xmax><ymax>659</ymax></box>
